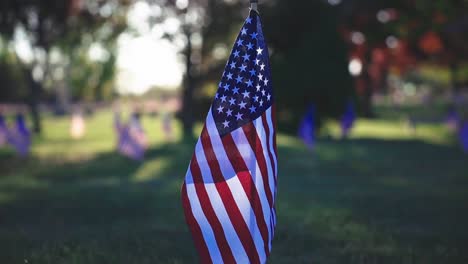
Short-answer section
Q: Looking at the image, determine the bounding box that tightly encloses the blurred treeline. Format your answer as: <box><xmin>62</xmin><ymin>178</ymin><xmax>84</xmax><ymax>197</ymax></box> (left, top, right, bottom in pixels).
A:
<box><xmin>0</xmin><ymin>0</ymin><xmax>129</xmax><ymax>134</ymax></box>
<box><xmin>1</xmin><ymin>0</ymin><xmax>467</xmax><ymax>137</ymax></box>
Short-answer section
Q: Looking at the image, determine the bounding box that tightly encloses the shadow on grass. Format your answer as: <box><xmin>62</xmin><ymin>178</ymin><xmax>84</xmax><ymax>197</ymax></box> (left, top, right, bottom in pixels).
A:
<box><xmin>0</xmin><ymin>138</ymin><xmax>468</xmax><ymax>263</ymax></box>
<box><xmin>0</xmin><ymin>142</ymin><xmax>197</xmax><ymax>264</ymax></box>
<box><xmin>272</xmin><ymin>138</ymin><xmax>468</xmax><ymax>264</ymax></box>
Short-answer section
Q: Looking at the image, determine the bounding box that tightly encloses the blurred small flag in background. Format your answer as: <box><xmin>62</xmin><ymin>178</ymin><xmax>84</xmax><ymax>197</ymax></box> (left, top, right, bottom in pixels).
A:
<box><xmin>298</xmin><ymin>105</ymin><xmax>315</xmax><ymax>150</ymax></box>
<box><xmin>445</xmin><ymin>108</ymin><xmax>460</xmax><ymax>132</ymax></box>
<box><xmin>114</xmin><ymin>111</ymin><xmax>145</xmax><ymax>161</ymax></box>
<box><xmin>341</xmin><ymin>102</ymin><xmax>356</xmax><ymax>138</ymax></box>
<box><xmin>0</xmin><ymin>114</ymin><xmax>8</xmax><ymax>147</ymax></box>
<box><xmin>129</xmin><ymin>112</ymin><xmax>149</xmax><ymax>151</ymax></box>
<box><xmin>460</xmin><ymin>122</ymin><xmax>468</xmax><ymax>153</ymax></box>
<box><xmin>9</xmin><ymin>114</ymin><xmax>31</xmax><ymax>157</ymax></box>
<box><xmin>120</xmin><ymin>124</ymin><xmax>145</xmax><ymax>161</ymax></box>
<box><xmin>181</xmin><ymin>10</ymin><xmax>277</xmax><ymax>264</ymax></box>
<box><xmin>162</xmin><ymin>112</ymin><xmax>174</xmax><ymax>141</ymax></box>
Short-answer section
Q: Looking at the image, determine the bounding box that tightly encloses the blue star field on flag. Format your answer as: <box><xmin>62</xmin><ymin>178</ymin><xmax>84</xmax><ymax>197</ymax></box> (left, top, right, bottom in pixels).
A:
<box><xmin>212</xmin><ymin>13</ymin><xmax>273</xmax><ymax>137</ymax></box>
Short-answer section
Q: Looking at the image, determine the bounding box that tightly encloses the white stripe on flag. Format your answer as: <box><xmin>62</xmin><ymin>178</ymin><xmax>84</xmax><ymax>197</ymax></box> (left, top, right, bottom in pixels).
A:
<box><xmin>206</xmin><ymin>111</ymin><xmax>267</xmax><ymax>263</ymax></box>
<box><xmin>185</xmin><ymin>171</ymin><xmax>223</xmax><ymax>263</ymax></box>
<box><xmin>230</xmin><ymin>123</ymin><xmax>273</xmax><ymax>252</ymax></box>
<box><xmin>194</xmin><ymin>136</ymin><xmax>250</xmax><ymax>263</ymax></box>
<box><xmin>192</xmin><ymin>139</ymin><xmax>216</xmax><ymax>184</ymax></box>
<box><xmin>253</xmin><ymin>113</ymin><xmax>276</xmax><ymax>209</ymax></box>
<box><xmin>265</xmin><ymin>107</ymin><xmax>278</xmax><ymax>232</ymax></box>
<box><xmin>225</xmin><ymin>175</ymin><xmax>267</xmax><ymax>264</ymax></box>
<box><xmin>265</xmin><ymin>107</ymin><xmax>278</xmax><ymax>184</ymax></box>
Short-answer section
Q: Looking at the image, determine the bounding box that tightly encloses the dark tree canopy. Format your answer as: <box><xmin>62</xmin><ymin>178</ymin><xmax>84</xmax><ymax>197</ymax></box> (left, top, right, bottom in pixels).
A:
<box><xmin>262</xmin><ymin>0</ymin><xmax>354</xmax><ymax>131</ymax></box>
<box><xmin>0</xmin><ymin>0</ymin><xmax>130</xmax><ymax>132</ymax></box>
<box><xmin>0</xmin><ymin>0</ymin><xmax>129</xmax><ymax>50</ymax></box>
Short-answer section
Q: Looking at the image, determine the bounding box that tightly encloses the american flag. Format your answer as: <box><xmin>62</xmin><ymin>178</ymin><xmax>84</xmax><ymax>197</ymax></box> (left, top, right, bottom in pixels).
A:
<box><xmin>181</xmin><ymin>10</ymin><xmax>277</xmax><ymax>264</ymax></box>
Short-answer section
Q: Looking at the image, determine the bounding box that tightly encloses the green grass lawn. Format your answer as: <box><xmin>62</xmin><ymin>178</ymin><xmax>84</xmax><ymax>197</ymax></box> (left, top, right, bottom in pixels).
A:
<box><xmin>1</xmin><ymin>111</ymin><xmax>468</xmax><ymax>264</ymax></box>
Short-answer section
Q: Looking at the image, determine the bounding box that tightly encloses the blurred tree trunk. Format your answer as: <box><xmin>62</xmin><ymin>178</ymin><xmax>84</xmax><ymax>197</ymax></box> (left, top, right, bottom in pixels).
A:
<box><xmin>55</xmin><ymin>85</ymin><xmax>71</xmax><ymax>115</ymax></box>
<box><xmin>181</xmin><ymin>28</ymin><xmax>195</xmax><ymax>140</ymax></box>
<box><xmin>450</xmin><ymin>62</ymin><xmax>460</xmax><ymax>96</ymax></box>
<box><xmin>361</xmin><ymin>50</ymin><xmax>374</xmax><ymax>118</ymax></box>
<box><xmin>15</xmin><ymin>49</ymin><xmax>43</xmax><ymax>135</ymax></box>
<box><xmin>26</xmin><ymin>67</ymin><xmax>42</xmax><ymax>134</ymax></box>
<box><xmin>55</xmin><ymin>63</ymin><xmax>72</xmax><ymax>115</ymax></box>
<box><xmin>361</xmin><ymin>73</ymin><xmax>374</xmax><ymax>118</ymax></box>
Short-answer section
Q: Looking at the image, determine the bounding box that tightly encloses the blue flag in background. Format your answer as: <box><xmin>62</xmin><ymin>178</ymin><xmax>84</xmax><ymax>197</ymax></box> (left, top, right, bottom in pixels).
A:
<box><xmin>0</xmin><ymin>114</ymin><xmax>9</xmax><ymax>146</ymax></box>
<box><xmin>120</xmin><ymin>124</ymin><xmax>145</xmax><ymax>161</ymax></box>
<box><xmin>114</xmin><ymin>111</ymin><xmax>145</xmax><ymax>161</ymax></box>
<box><xmin>445</xmin><ymin>109</ymin><xmax>460</xmax><ymax>131</ymax></box>
<box><xmin>129</xmin><ymin>113</ymin><xmax>149</xmax><ymax>151</ymax></box>
<box><xmin>10</xmin><ymin>114</ymin><xmax>31</xmax><ymax>156</ymax></box>
<box><xmin>16</xmin><ymin>114</ymin><xmax>30</xmax><ymax>137</ymax></box>
<box><xmin>460</xmin><ymin>122</ymin><xmax>468</xmax><ymax>153</ymax></box>
<box><xmin>298</xmin><ymin>105</ymin><xmax>315</xmax><ymax>149</ymax></box>
<box><xmin>341</xmin><ymin>102</ymin><xmax>356</xmax><ymax>138</ymax></box>
<box><xmin>446</xmin><ymin>109</ymin><xmax>460</xmax><ymax>122</ymax></box>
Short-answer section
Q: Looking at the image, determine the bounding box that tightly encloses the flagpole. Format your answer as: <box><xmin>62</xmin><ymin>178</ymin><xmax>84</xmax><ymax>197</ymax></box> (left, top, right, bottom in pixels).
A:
<box><xmin>250</xmin><ymin>0</ymin><xmax>258</xmax><ymax>12</ymax></box>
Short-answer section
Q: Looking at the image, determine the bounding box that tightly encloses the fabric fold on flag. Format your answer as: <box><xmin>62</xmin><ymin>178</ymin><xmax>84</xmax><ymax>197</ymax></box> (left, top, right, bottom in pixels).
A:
<box><xmin>181</xmin><ymin>10</ymin><xmax>277</xmax><ymax>264</ymax></box>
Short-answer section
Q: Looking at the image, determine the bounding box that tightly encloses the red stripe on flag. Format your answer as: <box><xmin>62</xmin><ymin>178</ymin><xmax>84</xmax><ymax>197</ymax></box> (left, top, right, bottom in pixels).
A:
<box><xmin>200</xmin><ymin>128</ymin><xmax>262</xmax><ymax>264</ymax></box>
<box><xmin>262</xmin><ymin>112</ymin><xmax>277</xmax><ymax>236</ymax></box>
<box><xmin>271</xmin><ymin>105</ymin><xmax>278</xmax><ymax>186</ymax></box>
<box><xmin>181</xmin><ymin>183</ymin><xmax>213</xmax><ymax>264</ymax></box>
<box><xmin>242</xmin><ymin>122</ymin><xmax>274</xmax><ymax>209</ymax></box>
<box><xmin>189</xmin><ymin>155</ymin><xmax>236</xmax><ymax>263</ymax></box>
<box><xmin>222</xmin><ymin>133</ymin><xmax>271</xmax><ymax>259</ymax></box>
<box><xmin>271</xmin><ymin>105</ymin><xmax>278</xmax><ymax>161</ymax></box>
<box><xmin>270</xmin><ymin>105</ymin><xmax>278</xmax><ymax>229</ymax></box>
<box><xmin>261</xmin><ymin>113</ymin><xmax>277</xmax><ymax>185</ymax></box>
